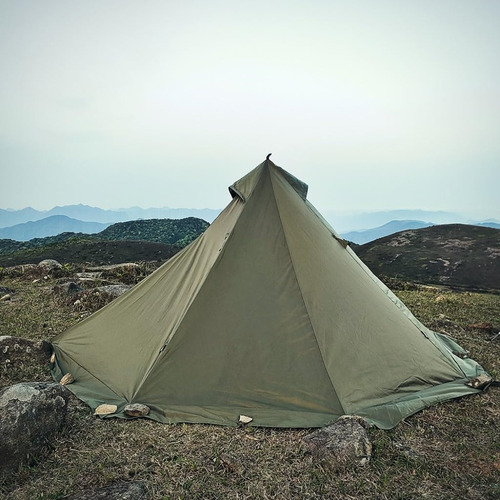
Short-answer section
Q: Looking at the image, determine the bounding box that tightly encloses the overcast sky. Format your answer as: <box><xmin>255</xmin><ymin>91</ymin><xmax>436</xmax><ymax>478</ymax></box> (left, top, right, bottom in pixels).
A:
<box><xmin>1</xmin><ymin>0</ymin><xmax>499</xmax><ymax>219</ymax></box>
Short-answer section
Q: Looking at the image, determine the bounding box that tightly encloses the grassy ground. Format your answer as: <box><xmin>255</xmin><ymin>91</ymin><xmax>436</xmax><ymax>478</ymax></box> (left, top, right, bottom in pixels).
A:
<box><xmin>0</xmin><ymin>270</ymin><xmax>499</xmax><ymax>499</ymax></box>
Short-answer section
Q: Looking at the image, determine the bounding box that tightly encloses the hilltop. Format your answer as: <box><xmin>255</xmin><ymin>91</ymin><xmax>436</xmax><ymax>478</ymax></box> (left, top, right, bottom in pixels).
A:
<box><xmin>0</xmin><ymin>218</ymin><xmax>209</xmax><ymax>267</ymax></box>
<box><xmin>354</xmin><ymin>224</ymin><xmax>500</xmax><ymax>291</ymax></box>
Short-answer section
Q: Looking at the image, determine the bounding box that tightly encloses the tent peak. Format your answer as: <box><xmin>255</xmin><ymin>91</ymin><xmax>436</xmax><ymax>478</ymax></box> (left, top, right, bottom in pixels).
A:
<box><xmin>229</xmin><ymin>157</ymin><xmax>308</xmax><ymax>202</ymax></box>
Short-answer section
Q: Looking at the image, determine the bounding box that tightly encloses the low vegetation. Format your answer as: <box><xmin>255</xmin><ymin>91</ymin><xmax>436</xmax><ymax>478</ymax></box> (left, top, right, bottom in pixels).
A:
<box><xmin>1</xmin><ymin>265</ymin><xmax>499</xmax><ymax>499</ymax></box>
<box><xmin>355</xmin><ymin>224</ymin><xmax>500</xmax><ymax>291</ymax></box>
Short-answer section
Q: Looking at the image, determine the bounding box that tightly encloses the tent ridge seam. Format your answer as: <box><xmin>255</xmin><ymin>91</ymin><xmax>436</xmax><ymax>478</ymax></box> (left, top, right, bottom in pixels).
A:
<box><xmin>269</xmin><ymin>169</ymin><xmax>346</xmax><ymax>415</ymax></box>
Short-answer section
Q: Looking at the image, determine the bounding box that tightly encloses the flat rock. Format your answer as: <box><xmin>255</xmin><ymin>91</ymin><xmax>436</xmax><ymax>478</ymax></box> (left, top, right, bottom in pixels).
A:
<box><xmin>67</xmin><ymin>481</ymin><xmax>146</xmax><ymax>500</ymax></box>
<box><xmin>88</xmin><ymin>263</ymin><xmax>140</xmax><ymax>272</ymax></box>
<box><xmin>97</xmin><ymin>284</ymin><xmax>132</xmax><ymax>298</ymax></box>
<box><xmin>76</xmin><ymin>272</ymin><xmax>103</xmax><ymax>281</ymax></box>
<box><xmin>302</xmin><ymin>415</ymin><xmax>372</xmax><ymax>465</ymax></box>
<box><xmin>0</xmin><ymin>382</ymin><xmax>70</xmax><ymax>476</ymax></box>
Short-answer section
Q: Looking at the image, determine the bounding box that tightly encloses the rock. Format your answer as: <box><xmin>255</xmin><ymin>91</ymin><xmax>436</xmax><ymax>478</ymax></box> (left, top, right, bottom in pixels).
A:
<box><xmin>38</xmin><ymin>259</ymin><xmax>62</xmax><ymax>272</ymax></box>
<box><xmin>0</xmin><ymin>294</ymin><xmax>11</xmax><ymax>302</ymax></box>
<box><xmin>89</xmin><ymin>263</ymin><xmax>140</xmax><ymax>272</ymax></box>
<box><xmin>302</xmin><ymin>415</ymin><xmax>372</xmax><ymax>465</ymax></box>
<box><xmin>465</xmin><ymin>374</ymin><xmax>493</xmax><ymax>389</ymax></box>
<box><xmin>124</xmin><ymin>403</ymin><xmax>150</xmax><ymax>417</ymax></box>
<box><xmin>238</xmin><ymin>414</ymin><xmax>253</xmax><ymax>424</ymax></box>
<box><xmin>66</xmin><ymin>481</ymin><xmax>146</xmax><ymax>500</ymax></box>
<box><xmin>53</xmin><ymin>282</ymin><xmax>84</xmax><ymax>296</ymax></box>
<box><xmin>76</xmin><ymin>272</ymin><xmax>103</xmax><ymax>281</ymax></box>
<box><xmin>0</xmin><ymin>382</ymin><xmax>70</xmax><ymax>476</ymax></box>
<box><xmin>97</xmin><ymin>284</ymin><xmax>132</xmax><ymax>298</ymax></box>
<box><xmin>60</xmin><ymin>373</ymin><xmax>74</xmax><ymax>385</ymax></box>
<box><xmin>0</xmin><ymin>336</ymin><xmax>52</xmax><ymax>367</ymax></box>
<box><xmin>94</xmin><ymin>404</ymin><xmax>118</xmax><ymax>416</ymax></box>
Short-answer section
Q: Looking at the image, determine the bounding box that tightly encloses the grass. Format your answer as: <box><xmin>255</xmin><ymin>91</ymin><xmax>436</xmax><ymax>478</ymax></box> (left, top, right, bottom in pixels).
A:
<box><xmin>1</xmin><ymin>271</ymin><xmax>499</xmax><ymax>499</ymax></box>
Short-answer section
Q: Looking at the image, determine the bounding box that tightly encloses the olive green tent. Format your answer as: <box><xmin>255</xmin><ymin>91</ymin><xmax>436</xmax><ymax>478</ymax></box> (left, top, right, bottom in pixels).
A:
<box><xmin>51</xmin><ymin>157</ymin><xmax>490</xmax><ymax>428</ymax></box>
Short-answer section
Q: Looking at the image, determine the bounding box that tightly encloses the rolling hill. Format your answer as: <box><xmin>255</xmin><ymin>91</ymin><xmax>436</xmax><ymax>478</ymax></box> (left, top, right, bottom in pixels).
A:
<box><xmin>354</xmin><ymin>224</ymin><xmax>500</xmax><ymax>291</ymax></box>
<box><xmin>0</xmin><ymin>218</ymin><xmax>209</xmax><ymax>266</ymax></box>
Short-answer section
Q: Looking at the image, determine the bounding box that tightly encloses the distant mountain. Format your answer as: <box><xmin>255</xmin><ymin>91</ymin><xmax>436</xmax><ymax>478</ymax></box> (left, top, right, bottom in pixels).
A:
<box><xmin>0</xmin><ymin>216</ymin><xmax>111</xmax><ymax>241</ymax></box>
<box><xmin>323</xmin><ymin>209</ymin><xmax>467</xmax><ymax>233</ymax></box>
<box><xmin>354</xmin><ymin>224</ymin><xmax>500</xmax><ymax>291</ymax></box>
<box><xmin>341</xmin><ymin>220</ymin><xmax>434</xmax><ymax>245</ymax></box>
<box><xmin>0</xmin><ymin>205</ymin><xmax>221</xmax><ymax>228</ymax></box>
<box><xmin>0</xmin><ymin>217</ymin><xmax>210</xmax><ymax>266</ymax></box>
<box><xmin>477</xmin><ymin>221</ymin><xmax>500</xmax><ymax>230</ymax></box>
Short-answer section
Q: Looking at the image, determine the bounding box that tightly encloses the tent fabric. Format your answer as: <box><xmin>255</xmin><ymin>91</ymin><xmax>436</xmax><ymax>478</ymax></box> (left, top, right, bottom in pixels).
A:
<box><xmin>51</xmin><ymin>158</ymin><xmax>489</xmax><ymax>428</ymax></box>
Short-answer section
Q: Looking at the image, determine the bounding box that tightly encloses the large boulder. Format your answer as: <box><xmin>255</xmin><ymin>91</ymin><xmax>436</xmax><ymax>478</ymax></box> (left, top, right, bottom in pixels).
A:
<box><xmin>67</xmin><ymin>481</ymin><xmax>146</xmax><ymax>500</ymax></box>
<box><xmin>302</xmin><ymin>415</ymin><xmax>372</xmax><ymax>465</ymax></box>
<box><xmin>0</xmin><ymin>382</ymin><xmax>70</xmax><ymax>476</ymax></box>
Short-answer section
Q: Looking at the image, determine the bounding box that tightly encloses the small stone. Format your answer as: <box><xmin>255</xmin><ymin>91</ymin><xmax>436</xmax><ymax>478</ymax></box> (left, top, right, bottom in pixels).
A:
<box><xmin>124</xmin><ymin>403</ymin><xmax>150</xmax><ymax>417</ymax></box>
<box><xmin>94</xmin><ymin>404</ymin><xmax>118</xmax><ymax>416</ymax></box>
<box><xmin>465</xmin><ymin>374</ymin><xmax>493</xmax><ymax>389</ymax></box>
<box><xmin>238</xmin><ymin>414</ymin><xmax>253</xmax><ymax>424</ymax></box>
<box><xmin>0</xmin><ymin>294</ymin><xmax>11</xmax><ymax>302</ymax></box>
<box><xmin>60</xmin><ymin>373</ymin><xmax>74</xmax><ymax>385</ymax></box>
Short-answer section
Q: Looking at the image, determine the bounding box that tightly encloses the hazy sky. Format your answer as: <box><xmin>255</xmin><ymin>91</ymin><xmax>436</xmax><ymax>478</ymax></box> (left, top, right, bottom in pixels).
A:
<box><xmin>1</xmin><ymin>0</ymin><xmax>499</xmax><ymax>219</ymax></box>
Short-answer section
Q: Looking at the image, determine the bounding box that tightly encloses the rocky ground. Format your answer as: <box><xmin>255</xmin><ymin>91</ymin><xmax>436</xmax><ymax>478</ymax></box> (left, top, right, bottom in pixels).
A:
<box><xmin>0</xmin><ymin>260</ymin><xmax>499</xmax><ymax>499</ymax></box>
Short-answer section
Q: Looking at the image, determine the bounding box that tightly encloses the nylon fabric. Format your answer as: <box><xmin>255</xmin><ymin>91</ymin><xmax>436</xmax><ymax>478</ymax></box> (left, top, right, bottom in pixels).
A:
<box><xmin>51</xmin><ymin>157</ymin><xmax>490</xmax><ymax>428</ymax></box>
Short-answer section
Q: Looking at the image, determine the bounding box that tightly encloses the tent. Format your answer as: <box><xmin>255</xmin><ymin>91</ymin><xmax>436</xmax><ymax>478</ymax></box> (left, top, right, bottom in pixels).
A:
<box><xmin>51</xmin><ymin>157</ymin><xmax>490</xmax><ymax>428</ymax></box>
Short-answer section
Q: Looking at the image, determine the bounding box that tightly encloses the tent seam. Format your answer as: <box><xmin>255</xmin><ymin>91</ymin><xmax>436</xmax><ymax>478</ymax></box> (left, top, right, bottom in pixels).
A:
<box><xmin>269</xmin><ymin>168</ymin><xmax>346</xmax><ymax>415</ymax></box>
<box><xmin>131</xmin><ymin>199</ymin><xmax>245</xmax><ymax>400</ymax></box>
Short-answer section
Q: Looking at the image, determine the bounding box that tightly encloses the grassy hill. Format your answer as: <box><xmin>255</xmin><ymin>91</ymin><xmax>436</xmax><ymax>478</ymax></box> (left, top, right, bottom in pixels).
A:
<box><xmin>354</xmin><ymin>224</ymin><xmax>500</xmax><ymax>291</ymax></box>
<box><xmin>0</xmin><ymin>218</ymin><xmax>209</xmax><ymax>266</ymax></box>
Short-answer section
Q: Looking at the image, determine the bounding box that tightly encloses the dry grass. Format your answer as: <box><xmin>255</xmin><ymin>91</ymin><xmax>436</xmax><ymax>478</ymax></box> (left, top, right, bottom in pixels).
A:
<box><xmin>1</xmin><ymin>272</ymin><xmax>499</xmax><ymax>499</ymax></box>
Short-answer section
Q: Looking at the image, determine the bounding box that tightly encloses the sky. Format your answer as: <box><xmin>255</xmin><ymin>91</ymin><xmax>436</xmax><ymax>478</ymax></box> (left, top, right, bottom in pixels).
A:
<box><xmin>1</xmin><ymin>0</ymin><xmax>499</xmax><ymax>220</ymax></box>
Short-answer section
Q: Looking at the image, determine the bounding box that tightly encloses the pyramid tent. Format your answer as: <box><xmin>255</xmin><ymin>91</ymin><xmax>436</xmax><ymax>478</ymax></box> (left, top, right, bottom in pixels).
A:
<box><xmin>51</xmin><ymin>157</ymin><xmax>490</xmax><ymax>428</ymax></box>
